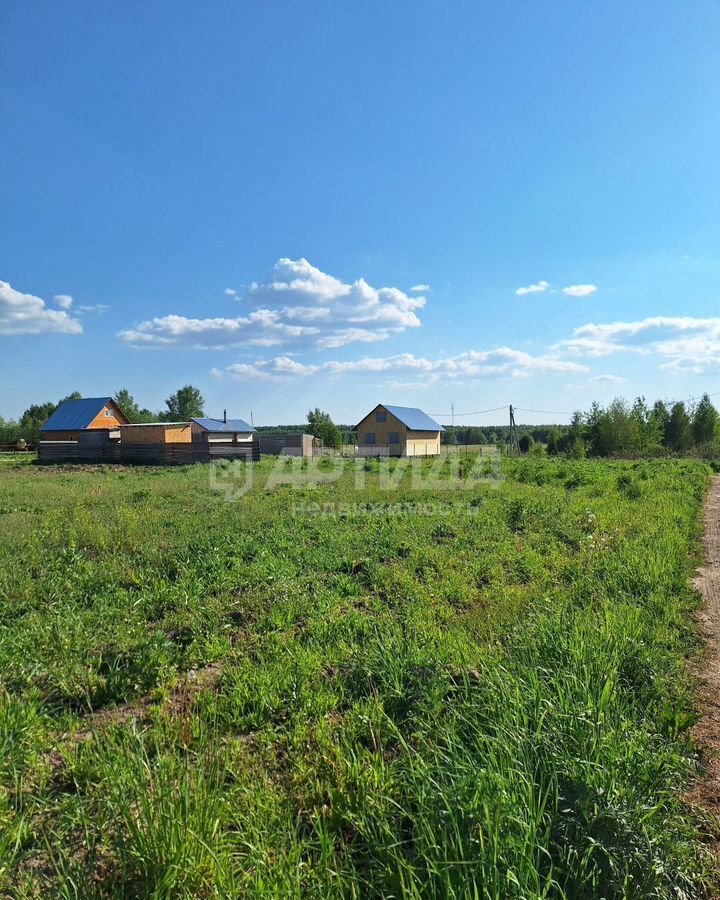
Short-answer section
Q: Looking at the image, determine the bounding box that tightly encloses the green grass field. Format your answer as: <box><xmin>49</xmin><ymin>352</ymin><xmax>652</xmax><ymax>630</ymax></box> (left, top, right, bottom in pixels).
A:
<box><xmin>0</xmin><ymin>455</ymin><xmax>714</xmax><ymax>897</ymax></box>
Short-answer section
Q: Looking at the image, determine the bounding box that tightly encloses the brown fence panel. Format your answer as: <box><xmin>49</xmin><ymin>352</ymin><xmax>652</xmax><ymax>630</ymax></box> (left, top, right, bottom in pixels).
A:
<box><xmin>39</xmin><ymin>440</ymin><xmax>260</xmax><ymax>466</ymax></box>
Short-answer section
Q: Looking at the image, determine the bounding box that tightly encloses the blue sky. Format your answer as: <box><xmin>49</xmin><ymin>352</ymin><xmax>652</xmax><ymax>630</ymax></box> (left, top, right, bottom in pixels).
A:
<box><xmin>2</xmin><ymin>1</ymin><xmax>720</xmax><ymax>426</ymax></box>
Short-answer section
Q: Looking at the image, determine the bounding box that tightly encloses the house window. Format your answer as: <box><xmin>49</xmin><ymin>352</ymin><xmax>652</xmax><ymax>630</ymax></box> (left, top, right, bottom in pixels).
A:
<box><xmin>389</xmin><ymin>432</ymin><xmax>399</xmax><ymax>444</ymax></box>
<box><xmin>376</xmin><ymin>410</ymin><xmax>387</xmax><ymax>422</ymax></box>
<box><xmin>276</xmin><ymin>437</ymin><xmax>286</xmax><ymax>445</ymax></box>
<box><xmin>364</xmin><ymin>432</ymin><xmax>376</xmax><ymax>445</ymax></box>
<box><xmin>104</xmin><ymin>408</ymin><xmax>111</xmax><ymax>417</ymax></box>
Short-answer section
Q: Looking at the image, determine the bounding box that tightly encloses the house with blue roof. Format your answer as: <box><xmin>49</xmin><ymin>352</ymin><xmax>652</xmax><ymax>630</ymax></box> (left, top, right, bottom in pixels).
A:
<box><xmin>41</xmin><ymin>397</ymin><xmax>130</xmax><ymax>441</ymax></box>
<box><xmin>353</xmin><ymin>404</ymin><xmax>445</xmax><ymax>457</ymax></box>
<box><xmin>190</xmin><ymin>412</ymin><xmax>255</xmax><ymax>446</ymax></box>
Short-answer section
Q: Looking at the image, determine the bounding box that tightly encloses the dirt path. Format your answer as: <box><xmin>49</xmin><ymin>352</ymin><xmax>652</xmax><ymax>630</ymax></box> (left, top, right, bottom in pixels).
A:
<box><xmin>691</xmin><ymin>476</ymin><xmax>720</xmax><ymax>849</ymax></box>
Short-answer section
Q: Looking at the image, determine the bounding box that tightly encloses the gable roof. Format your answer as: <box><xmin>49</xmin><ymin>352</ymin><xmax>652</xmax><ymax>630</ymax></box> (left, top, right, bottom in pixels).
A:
<box><xmin>355</xmin><ymin>404</ymin><xmax>445</xmax><ymax>432</ymax></box>
<box><xmin>192</xmin><ymin>417</ymin><xmax>255</xmax><ymax>433</ymax></box>
<box><xmin>41</xmin><ymin>397</ymin><xmax>118</xmax><ymax>432</ymax></box>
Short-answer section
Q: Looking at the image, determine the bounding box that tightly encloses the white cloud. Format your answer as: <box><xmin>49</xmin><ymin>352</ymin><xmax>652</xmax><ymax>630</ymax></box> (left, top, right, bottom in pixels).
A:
<box><xmin>224</xmin><ymin>288</ymin><xmax>238</xmax><ymax>296</ymax></box>
<box><xmin>78</xmin><ymin>303</ymin><xmax>109</xmax><ymax>314</ymax></box>
<box><xmin>515</xmin><ymin>280</ymin><xmax>550</xmax><ymax>296</ymax></box>
<box><xmin>53</xmin><ymin>294</ymin><xmax>73</xmax><ymax>309</ymax></box>
<box><xmin>0</xmin><ymin>281</ymin><xmax>83</xmax><ymax>336</ymax></box>
<box><xmin>212</xmin><ymin>347</ymin><xmax>588</xmax><ymax>383</ymax></box>
<box><xmin>587</xmin><ymin>374</ymin><xmax>626</xmax><ymax>385</ymax></box>
<box><xmin>566</xmin><ymin>373</ymin><xmax>626</xmax><ymax>391</ymax></box>
<box><xmin>562</xmin><ymin>284</ymin><xmax>598</xmax><ymax>297</ymax></box>
<box><xmin>558</xmin><ymin>315</ymin><xmax>720</xmax><ymax>373</ymax></box>
<box><xmin>211</xmin><ymin>361</ymin><xmax>272</xmax><ymax>380</ymax></box>
<box><xmin>410</xmin><ymin>284</ymin><xmax>430</xmax><ymax>293</ymax></box>
<box><xmin>514</xmin><ymin>281</ymin><xmax>598</xmax><ymax>298</ymax></box>
<box><xmin>119</xmin><ymin>258</ymin><xmax>426</xmax><ymax>350</ymax></box>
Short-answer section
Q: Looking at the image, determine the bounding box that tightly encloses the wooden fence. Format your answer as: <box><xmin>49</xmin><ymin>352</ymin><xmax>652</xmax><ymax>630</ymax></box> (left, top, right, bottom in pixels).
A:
<box><xmin>352</xmin><ymin>443</ymin><xmax>440</xmax><ymax>458</ymax></box>
<box><xmin>38</xmin><ymin>441</ymin><xmax>259</xmax><ymax>465</ymax></box>
<box><xmin>0</xmin><ymin>443</ymin><xmax>35</xmax><ymax>453</ymax></box>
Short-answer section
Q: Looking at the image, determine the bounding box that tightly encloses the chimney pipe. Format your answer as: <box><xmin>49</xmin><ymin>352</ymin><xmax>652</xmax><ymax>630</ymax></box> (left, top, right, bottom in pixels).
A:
<box><xmin>223</xmin><ymin>409</ymin><xmax>227</xmax><ymax>424</ymax></box>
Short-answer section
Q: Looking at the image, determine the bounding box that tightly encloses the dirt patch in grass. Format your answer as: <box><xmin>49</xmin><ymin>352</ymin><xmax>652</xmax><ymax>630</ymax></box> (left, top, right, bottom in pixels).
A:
<box><xmin>87</xmin><ymin>661</ymin><xmax>222</xmax><ymax>734</ymax></box>
<box><xmin>45</xmin><ymin>662</ymin><xmax>223</xmax><ymax>770</ymax></box>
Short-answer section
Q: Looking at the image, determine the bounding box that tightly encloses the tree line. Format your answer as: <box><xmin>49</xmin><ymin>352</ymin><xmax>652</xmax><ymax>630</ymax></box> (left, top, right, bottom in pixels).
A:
<box><xmin>546</xmin><ymin>394</ymin><xmax>719</xmax><ymax>457</ymax></box>
<box><xmin>441</xmin><ymin>424</ymin><xmax>562</xmax><ymax>447</ymax></box>
<box><xmin>436</xmin><ymin>395</ymin><xmax>719</xmax><ymax>458</ymax></box>
<box><xmin>4</xmin><ymin>388</ymin><xmax>717</xmax><ymax>458</ymax></box>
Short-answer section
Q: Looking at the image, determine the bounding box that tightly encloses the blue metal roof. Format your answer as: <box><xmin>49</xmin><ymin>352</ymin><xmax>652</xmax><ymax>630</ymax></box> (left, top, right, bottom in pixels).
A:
<box><xmin>41</xmin><ymin>397</ymin><xmax>114</xmax><ymax>431</ymax></box>
<box><xmin>192</xmin><ymin>417</ymin><xmax>255</xmax><ymax>433</ymax></box>
<box><xmin>356</xmin><ymin>404</ymin><xmax>445</xmax><ymax>432</ymax></box>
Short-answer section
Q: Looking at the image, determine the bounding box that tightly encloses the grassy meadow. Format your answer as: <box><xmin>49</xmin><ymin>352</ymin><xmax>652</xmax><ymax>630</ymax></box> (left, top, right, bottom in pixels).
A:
<box><xmin>0</xmin><ymin>453</ymin><xmax>714</xmax><ymax>897</ymax></box>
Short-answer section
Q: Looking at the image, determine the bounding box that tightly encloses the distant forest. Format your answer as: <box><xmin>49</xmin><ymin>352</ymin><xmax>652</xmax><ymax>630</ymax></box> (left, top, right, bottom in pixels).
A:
<box><xmin>440</xmin><ymin>424</ymin><xmax>562</xmax><ymax>446</ymax></box>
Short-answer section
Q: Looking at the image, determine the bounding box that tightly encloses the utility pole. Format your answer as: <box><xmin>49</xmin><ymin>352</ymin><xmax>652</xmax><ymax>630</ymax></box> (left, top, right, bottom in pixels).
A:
<box><xmin>509</xmin><ymin>404</ymin><xmax>520</xmax><ymax>456</ymax></box>
<box><xmin>451</xmin><ymin>402</ymin><xmax>454</xmax><ymax>428</ymax></box>
<box><xmin>250</xmin><ymin>410</ymin><xmax>254</xmax><ymax>428</ymax></box>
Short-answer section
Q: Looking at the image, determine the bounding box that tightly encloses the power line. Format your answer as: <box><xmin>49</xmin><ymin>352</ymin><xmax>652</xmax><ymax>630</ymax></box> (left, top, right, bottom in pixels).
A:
<box><xmin>514</xmin><ymin>407</ymin><xmax>574</xmax><ymax>416</ymax></box>
<box><xmin>430</xmin><ymin>389</ymin><xmax>720</xmax><ymax>423</ymax></box>
<box><xmin>687</xmin><ymin>389</ymin><xmax>720</xmax><ymax>402</ymax></box>
<box><xmin>429</xmin><ymin>405</ymin><xmax>507</xmax><ymax>417</ymax></box>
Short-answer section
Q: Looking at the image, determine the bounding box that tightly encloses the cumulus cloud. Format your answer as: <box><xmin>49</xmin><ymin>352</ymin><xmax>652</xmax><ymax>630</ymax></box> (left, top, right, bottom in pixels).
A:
<box><xmin>224</xmin><ymin>288</ymin><xmax>238</xmax><ymax>297</ymax></box>
<box><xmin>562</xmin><ymin>284</ymin><xmax>598</xmax><ymax>297</ymax></box>
<box><xmin>410</xmin><ymin>284</ymin><xmax>430</xmax><ymax>293</ymax></box>
<box><xmin>515</xmin><ymin>280</ymin><xmax>550</xmax><ymax>296</ymax></box>
<box><xmin>0</xmin><ymin>280</ymin><xmax>82</xmax><ymax>335</ymax></box>
<box><xmin>558</xmin><ymin>315</ymin><xmax>720</xmax><ymax>373</ymax></box>
<box><xmin>119</xmin><ymin>258</ymin><xmax>425</xmax><ymax>350</ymax></box>
<box><xmin>53</xmin><ymin>294</ymin><xmax>74</xmax><ymax>309</ymax></box>
<box><xmin>212</xmin><ymin>347</ymin><xmax>588</xmax><ymax>384</ymax></box>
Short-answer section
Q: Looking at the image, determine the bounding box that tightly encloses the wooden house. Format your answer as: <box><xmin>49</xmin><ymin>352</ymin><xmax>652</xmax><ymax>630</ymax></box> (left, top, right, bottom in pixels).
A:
<box><xmin>191</xmin><ymin>415</ymin><xmax>255</xmax><ymax>446</ymax></box>
<box><xmin>118</xmin><ymin>423</ymin><xmax>193</xmax><ymax>444</ymax></box>
<box><xmin>354</xmin><ymin>404</ymin><xmax>444</xmax><ymax>457</ymax></box>
<box><xmin>40</xmin><ymin>397</ymin><xmax>129</xmax><ymax>441</ymax></box>
<box><xmin>38</xmin><ymin>407</ymin><xmax>260</xmax><ymax>465</ymax></box>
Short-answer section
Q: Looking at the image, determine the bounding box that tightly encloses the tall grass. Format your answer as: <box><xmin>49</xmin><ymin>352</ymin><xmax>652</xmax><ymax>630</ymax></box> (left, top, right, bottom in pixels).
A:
<box><xmin>0</xmin><ymin>456</ymin><xmax>712</xmax><ymax>896</ymax></box>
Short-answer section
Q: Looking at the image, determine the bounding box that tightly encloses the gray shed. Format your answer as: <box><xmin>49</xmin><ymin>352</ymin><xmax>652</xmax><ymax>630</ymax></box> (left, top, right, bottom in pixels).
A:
<box><xmin>258</xmin><ymin>432</ymin><xmax>315</xmax><ymax>457</ymax></box>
